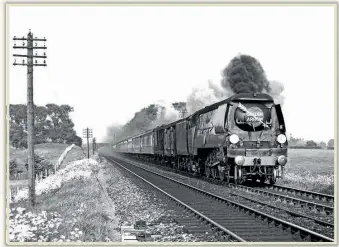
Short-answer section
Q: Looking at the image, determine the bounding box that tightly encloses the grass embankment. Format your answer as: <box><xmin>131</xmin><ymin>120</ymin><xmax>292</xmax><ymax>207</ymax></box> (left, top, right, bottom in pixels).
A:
<box><xmin>9</xmin><ymin>149</ymin><xmax>120</xmax><ymax>242</ymax></box>
<box><xmin>278</xmin><ymin>149</ymin><xmax>334</xmax><ymax>194</ymax></box>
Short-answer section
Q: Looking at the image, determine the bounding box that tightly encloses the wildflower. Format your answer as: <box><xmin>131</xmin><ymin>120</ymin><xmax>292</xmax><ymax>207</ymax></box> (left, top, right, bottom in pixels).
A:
<box><xmin>60</xmin><ymin>235</ymin><xmax>66</xmax><ymax>239</ymax></box>
<box><xmin>13</xmin><ymin>158</ymin><xmax>100</xmax><ymax>203</ymax></box>
<box><xmin>78</xmin><ymin>231</ymin><xmax>83</xmax><ymax>235</ymax></box>
<box><xmin>70</xmin><ymin>231</ymin><xmax>75</xmax><ymax>235</ymax></box>
<box><xmin>16</xmin><ymin>207</ymin><xmax>25</xmax><ymax>214</ymax></box>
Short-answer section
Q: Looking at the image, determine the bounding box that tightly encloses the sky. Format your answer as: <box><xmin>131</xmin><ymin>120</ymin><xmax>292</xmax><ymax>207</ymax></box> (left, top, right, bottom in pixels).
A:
<box><xmin>8</xmin><ymin>5</ymin><xmax>335</xmax><ymax>143</ymax></box>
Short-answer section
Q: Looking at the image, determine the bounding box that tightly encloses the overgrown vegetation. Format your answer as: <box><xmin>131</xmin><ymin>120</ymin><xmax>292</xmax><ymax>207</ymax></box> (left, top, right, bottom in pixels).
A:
<box><xmin>9</xmin><ymin>154</ymin><xmax>120</xmax><ymax>242</ymax></box>
<box><xmin>9</xmin><ymin>104</ymin><xmax>82</xmax><ymax>148</ymax></box>
<box><xmin>288</xmin><ymin>134</ymin><xmax>334</xmax><ymax>149</ymax></box>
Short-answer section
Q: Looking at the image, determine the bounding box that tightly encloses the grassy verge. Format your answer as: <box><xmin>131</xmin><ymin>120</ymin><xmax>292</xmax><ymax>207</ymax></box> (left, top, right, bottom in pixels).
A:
<box><xmin>277</xmin><ymin>149</ymin><xmax>334</xmax><ymax>194</ymax></box>
<box><xmin>9</xmin><ymin>155</ymin><xmax>120</xmax><ymax>243</ymax></box>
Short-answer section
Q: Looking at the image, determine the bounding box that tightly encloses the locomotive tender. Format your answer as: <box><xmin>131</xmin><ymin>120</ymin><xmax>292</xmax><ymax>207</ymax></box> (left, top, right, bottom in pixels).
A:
<box><xmin>112</xmin><ymin>93</ymin><xmax>288</xmax><ymax>184</ymax></box>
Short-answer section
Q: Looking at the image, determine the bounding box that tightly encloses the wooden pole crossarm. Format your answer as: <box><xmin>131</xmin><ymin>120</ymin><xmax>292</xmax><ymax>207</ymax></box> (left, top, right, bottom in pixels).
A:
<box><xmin>13</xmin><ymin>46</ymin><xmax>47</xmax><ymax>49</ymax></box>
<box><xmin>13</xmin><ymin>46</ymin><xmax>47</xmax><ymax>50</ymax></box>
<box><xmin>13</xmin><ymin>63</ymin><xmax>47</xmax><ymax>66</ymax></box>
<box><xmin>14</xmin><ymin>37</ymin><xmax>46</xmax><ymax>41</ymax></box>
<box><xmin>13</xmin><ymin>37</ymin><xmax>28</xmax><ymax>40</ymax></box>
<box><xmin>13</xmin><ymin>54</ymin><xmax>47</xmax><ymax>58</ymax></box>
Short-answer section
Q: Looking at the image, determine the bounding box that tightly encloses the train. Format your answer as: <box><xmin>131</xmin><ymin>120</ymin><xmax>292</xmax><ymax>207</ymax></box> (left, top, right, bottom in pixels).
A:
<box><xmin>112</xmin><ymin>93</ymin><xmax>288</xmax><ymax>185</ymax></box>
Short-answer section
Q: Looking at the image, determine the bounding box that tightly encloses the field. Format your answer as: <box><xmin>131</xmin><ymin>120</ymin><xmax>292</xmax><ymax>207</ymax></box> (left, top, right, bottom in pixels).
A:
<box><xmin>277</xmin><ymin>149</ymin><xmax>335</xmax><ymax>194</ymax></box>
<box><xmin>9</xmin><ymin>143</ymin><xmax>85</xmax><ymax>173</ymax></box>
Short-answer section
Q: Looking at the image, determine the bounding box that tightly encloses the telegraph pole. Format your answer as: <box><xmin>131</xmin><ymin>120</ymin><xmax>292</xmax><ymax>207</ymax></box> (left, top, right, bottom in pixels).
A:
<box><xmin>12</xmin><ymin>30</ymin><xmax>47</xmax><ymax>207</ymax></box>
<box><xmin>83</xmin><ymin>128</ymin><xmax>92</xmax><ymax>159</ymax></box>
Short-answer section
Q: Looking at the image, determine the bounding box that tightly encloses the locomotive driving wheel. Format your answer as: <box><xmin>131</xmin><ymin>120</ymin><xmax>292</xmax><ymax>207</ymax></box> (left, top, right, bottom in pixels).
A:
<box><xmin>224</xmin><ymin>169</ymin><xmax>230</xmax><ymax>183</ymax></box>
<box><xmin>211</xmin><ymin>167</ymin><xmax>218</xmax><ymax>179</ymax></box>
<box><xmin>259</xmin><ymin>176</ymin><xmax>266</xmax><ymax>185</ymax></box>
<box><xmin>205</xmin><ymin>166</ymin><xmax>211</xmax><ymax>178</ymax></box>
<box><xmin>204</xmin><ymin>157</ymin><xmax>211</xmax><ymax>178</ymax></box>
<box><xmin>219</xmin><ymin>167</ymin><xmax>225</xmax><ymax>181</ymax></box>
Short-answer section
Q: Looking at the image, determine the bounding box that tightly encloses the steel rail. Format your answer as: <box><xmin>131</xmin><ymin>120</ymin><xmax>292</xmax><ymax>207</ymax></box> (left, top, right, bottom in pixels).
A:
<box><xmin>106</xmin><ymin>155</ymin><xmax>334</xmax><ymax>242</ymax></box>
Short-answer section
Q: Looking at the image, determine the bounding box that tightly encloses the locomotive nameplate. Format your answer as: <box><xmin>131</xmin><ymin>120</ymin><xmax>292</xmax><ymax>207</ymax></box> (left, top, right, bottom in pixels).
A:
<box><xmin>245</xmin><ymin>149</ymin><xmax>270</xmax><ymax>157</ymax></box>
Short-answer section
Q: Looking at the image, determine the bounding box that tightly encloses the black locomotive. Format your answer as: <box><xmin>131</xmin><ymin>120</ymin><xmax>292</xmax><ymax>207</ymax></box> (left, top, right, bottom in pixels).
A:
<box><xmin>113</xmin><ymin>93</ymin><xmax>288</xmax><ymax>184</ymax></box>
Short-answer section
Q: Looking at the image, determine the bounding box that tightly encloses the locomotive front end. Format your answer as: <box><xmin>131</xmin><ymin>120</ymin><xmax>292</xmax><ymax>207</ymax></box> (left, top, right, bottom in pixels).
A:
<box><xmin>225</xmin><ymin>93</ymin><xmax>287</xmax><ymax>184</ymax></box>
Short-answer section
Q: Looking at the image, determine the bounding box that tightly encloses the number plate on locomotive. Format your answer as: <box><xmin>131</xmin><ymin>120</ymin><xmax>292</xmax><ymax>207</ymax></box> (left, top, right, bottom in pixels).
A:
<box><xmin>245</xmin><ymin>149</ymin><xmax>270</xmax><ymax>156</ymax></box>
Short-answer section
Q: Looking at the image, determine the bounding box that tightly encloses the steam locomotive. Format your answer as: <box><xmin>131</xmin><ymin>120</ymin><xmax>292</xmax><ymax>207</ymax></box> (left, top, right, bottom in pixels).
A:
<box><xmin>112</xmin><ymin>93</ymin><xmax>288</xmax><ymax>185</ymax></box>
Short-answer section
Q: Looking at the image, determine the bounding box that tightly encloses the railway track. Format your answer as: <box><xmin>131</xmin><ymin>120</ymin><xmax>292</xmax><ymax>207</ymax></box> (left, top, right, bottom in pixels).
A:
<box><xmin>117</xmin><ymin>154</ymin><xmax>334</xmax><ymax>215</ymax></box>
<box><xmin>105</xmin><ymin>155</ymin><xmax>333</xmax><ymax>242</ymax></box>
<box><xmin>228</xmin><ymin>192</ymin><xmax>334</xmax><ymax>228</ymax></box>
<box><xmin>229</xmin><ymin>184</ymin><xmax>334</xmax><ymax>216</ymax></box>
<box><xmin>261</xmin><ymin>184</ymin><xmax>334</xmax><ymax>204</ymax></box>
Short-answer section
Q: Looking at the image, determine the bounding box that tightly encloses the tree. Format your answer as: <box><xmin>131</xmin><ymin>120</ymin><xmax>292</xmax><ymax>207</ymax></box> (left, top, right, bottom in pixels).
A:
<box><xmin>306</xmin><ymin>140</ymin><xmax>317</xmax><ymax>147</ymax></box>
<box><xmin>327</xmin><ymin>139</ymin><xmax>334</xmax><ymax>148</ymax></box>
<box><xmin>318</xmin><ymin>141</ymin><xmax>326</xmax><ymax>149</ymax></box>
<box><xmin>288</xmin><ymin>134</ymin><xmax>306</xmax><ymax>146</ymax></box>
<box><xmin>10</xmin><ymin>103</ymin><xmax>82</xmax><ymax>147</ymax></box>
<box><xmin>72</xmin><ymin>135</ymin><xmax>83</xmax><ymax>147</ymax></box>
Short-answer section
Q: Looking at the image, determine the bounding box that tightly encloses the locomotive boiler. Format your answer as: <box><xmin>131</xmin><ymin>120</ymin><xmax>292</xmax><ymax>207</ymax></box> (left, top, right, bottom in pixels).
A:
<box><xmin>112</xmin><ymin>93</ymin><xmax>288</xmax><ymax>185</ymax></box>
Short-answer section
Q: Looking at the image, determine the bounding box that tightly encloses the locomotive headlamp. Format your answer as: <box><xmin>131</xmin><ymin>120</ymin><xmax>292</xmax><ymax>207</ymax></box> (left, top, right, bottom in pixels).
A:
<box><xmin>277</xmin><ymin>155</ymin><xmax>287</xmax><ymax>166</ymax></box>
<box><xmin>230</xmin><ymin>134</ymin><xmax>240</xmax><ymax>144</ymax></box>
<box><xmin>235</xmin><ymin>156</ymin><xmax>245</xmax><ymax>166</ymax></box>
<box><xmin>276</xmin><ymin>134</ymin><xmax>287</xmax><ymax>144</ymax></box>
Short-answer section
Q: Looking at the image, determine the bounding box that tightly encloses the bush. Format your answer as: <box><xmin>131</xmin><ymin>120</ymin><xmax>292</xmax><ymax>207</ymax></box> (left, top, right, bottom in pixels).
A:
<box><xmin>289</xmin><ymin>146</ymin><xmax>322</xmax><ymax>149</ymax></box>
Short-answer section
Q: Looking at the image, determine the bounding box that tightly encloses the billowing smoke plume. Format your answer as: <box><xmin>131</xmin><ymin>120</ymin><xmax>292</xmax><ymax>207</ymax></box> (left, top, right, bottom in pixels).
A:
<box><xmin>104</xmin><ymin>54</ymin><xmax>285</xmax><ymax>143</ymax></box>
<box><xmin>221</xmin><ymin>54</ymin><xmax>285</xmax><ymax>105</ymax></box>
<box><xmin>186</xmin><ymin>80</ymin><xmax>231</xmax><ymax>114</ymax></box>
<box><xmin>149</xmin><ymin>100</ymin><xmax>180</xmax><ymax>129</ymax></box>
<box><xmin>104</xmin><ymin>101</ymin><xmax>183</xmax><ymax>143</ymax></box>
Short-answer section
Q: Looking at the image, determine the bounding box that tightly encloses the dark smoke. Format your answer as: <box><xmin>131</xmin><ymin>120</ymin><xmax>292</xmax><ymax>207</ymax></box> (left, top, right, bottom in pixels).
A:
<box><xmin>221</xmin><ymin>54</ymin><xmax>270</xmax><ymax>93</ymax></box>
<box><xmin>221</xmin><ymin>54</ymin><xmax>284</xmax><ymax>105</ymax></box>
